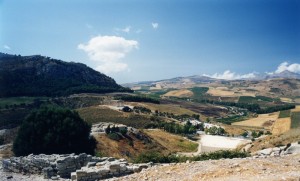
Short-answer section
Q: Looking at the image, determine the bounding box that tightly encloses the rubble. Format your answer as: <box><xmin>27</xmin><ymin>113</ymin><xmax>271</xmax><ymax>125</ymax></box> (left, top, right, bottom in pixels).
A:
<box><xmin>2</xmin><ymin>153</ymin><xmax>151</xmax><ymax>180</ymax></box>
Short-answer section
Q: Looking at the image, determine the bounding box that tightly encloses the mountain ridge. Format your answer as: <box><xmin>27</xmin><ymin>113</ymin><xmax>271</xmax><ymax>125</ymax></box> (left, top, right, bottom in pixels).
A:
<box><xmin>123</xmin><ymin>71</ymin><xmax>300</xmax><ymax>87</ymax></box>
<box><xmin>0</xmin><ymin>53</ymin><xmax>131</xmax><ymax>97</ymax></box>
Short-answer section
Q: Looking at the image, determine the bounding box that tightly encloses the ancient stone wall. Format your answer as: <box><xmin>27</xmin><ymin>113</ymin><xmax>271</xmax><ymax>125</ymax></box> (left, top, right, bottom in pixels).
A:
<box><xmin>2</xmin><ymin>153</ymin><xmax>151</xmax><ymax>180</ymax></box>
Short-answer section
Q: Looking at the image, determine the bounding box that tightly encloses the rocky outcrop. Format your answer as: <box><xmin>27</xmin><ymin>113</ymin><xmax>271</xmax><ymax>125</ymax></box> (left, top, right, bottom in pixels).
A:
<box><xmin>252</xmin><ymin>142</ymin><xmax>300</xmax><ymax>158</ymax></box>
<box><xmin>2</xmin><ymin>153</ymin><xmax>151</xmax><ymax>180</ymax></box>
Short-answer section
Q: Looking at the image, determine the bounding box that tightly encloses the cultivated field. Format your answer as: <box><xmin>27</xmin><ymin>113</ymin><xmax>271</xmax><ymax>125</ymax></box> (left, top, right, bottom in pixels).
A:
<box><xmin>280</xmin><ymin>97</ymin><xmax>293</xmax><ymax>103</ymax></box>
<box><xmin>163</xmin><ymin>89</ymin><xmax>193</xmax><ymax>98</ymax></box>
<box><xmin>291</xmin><ymin>112</ymin><xmax>300</xmax><ymax>129</ymax></box>
<box><xmin>207</xmin><ymin>87</ymin><xmax>235</xmax><ymax>97</ymax></box>
<box><xmin>232</xmin><ymin>112</ymin><xmax>279</xmax><ymax>129</ymax></box>
<box><xmin>271</xmin><ymin>118</ymin><xmax>291</xmax><ymax>135</ymax></box>
<box><xmin>126</xmin><ymin>102</ymin><xmax>197</xmax><ymax>115</ymax></box>
<box><xmin>291</xmin><ymin>105</ymin><xmax>300</xmax><ymax>112</ymax></box>
<box><xmin>77</xmin><ymin>106</ymin><xmax>158</xmax><ymax>128</ymax></box>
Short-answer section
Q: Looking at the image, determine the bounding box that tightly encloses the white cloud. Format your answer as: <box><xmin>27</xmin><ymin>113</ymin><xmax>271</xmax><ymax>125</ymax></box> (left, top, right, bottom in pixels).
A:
<box><xmin>275</xmin><ymin>62</ymin><xmax>300</xmax><ymax>74</ymax></box>
<box><xmin>3</xmin><ymin>45</ymin><xmax>11</xmax><ymax>50</ymax></box>
<box><xmin>151</xmin><ymin>22</ymin><xmax>159</xmax><ymax>29</ymax></box>
<box><xmin>204</xmin><ymin>70</ymin><xmax>256</xmax><ymax>80</ymax></box>
<box><xmin>95</xmin><ymin>62</ymin><xmax>128</xmax><ymax>74</ymax></box>
<box><xmin>78</xmin><ymin>35</ymin><xmax>138</xmax><ymax>74</ymax></box>
<box><xmin>121</xmin><ymin>26</ymin><xmax>131</xmax><ymax>33</ymax></box>
<box><xmin>115</xmin><ymin>26</ymin><xmax>131</xmax><ymax>33</ymax></box>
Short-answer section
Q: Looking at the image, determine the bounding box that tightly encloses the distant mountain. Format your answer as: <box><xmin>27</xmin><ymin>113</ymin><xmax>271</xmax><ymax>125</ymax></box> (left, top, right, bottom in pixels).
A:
<box><xmin>123</xmin><ymin>75</ymin><xmax>217</xmax><ymax>88</ymax></box>
<box><xmin>124</xmin><ymin>71</ymin><xmax>300</xmax><ymax>88</ymax></box>
<box><xmin>0</xmin><ymin>53</ymin><xmax>131</xmax><ymax>97</ymax></box>
<box><xmin>264</xmin><ymin>70</ymin><xmax>300</xmax><ymax>80</ymax></box>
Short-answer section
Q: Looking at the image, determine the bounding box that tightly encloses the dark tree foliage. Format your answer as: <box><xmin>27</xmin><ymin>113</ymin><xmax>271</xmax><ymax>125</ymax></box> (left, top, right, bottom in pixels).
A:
<box><xmin>122</xmin><ymin>106</ymin><xmax>133</xmax><ymax>112</ymax></box>
<box><xmin>256</xmin><ymin>104</ymin><xmax>295</xmax><ymax>114</ymax></box>
<box><xmin>13</xmin><ymin>106</ymin><xmax>96</xmax><ymax>156</ymax></box>
<box><xmin>0</xmin><ymin>53</ymin><xmax>132</xmax><ymax>97</ymax></box>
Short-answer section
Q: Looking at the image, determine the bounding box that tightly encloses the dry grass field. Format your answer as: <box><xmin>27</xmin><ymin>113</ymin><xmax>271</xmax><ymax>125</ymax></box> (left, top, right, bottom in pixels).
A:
<box><xmin>143</xmin><ymin>129</ymin><xmax>198</xmax><ymax>153</ymax></box>
<box><xmin>291</xmin><ymin>105</ymin><xmax>300</xmax><ymax>112</ymax></box>
<box><xmin>207</xmin><ymin>87</ymin><xmax>256</xmax><ymax>97</ymax></box>
<box><xmin>280</xmin><ymin>97</ymin><xmax>294</xmax><ymax>103</ymax></box>
<box><xmin>94</xmin><ymin>130</ymin><xmax>198</xmax><ymax>161</ymax></box>
<box><xmin>249</xmin><ymin>128</ymin><xmax>300</xmax><ymax>152</ymax></box>
<box><xmin>163</xmin><ymin>89</ymin><xmax>194</xmax><ymax>98</ymax></box>
<box><xmin>94</xmin><ymin>133</ymin><xmax>166</xmax><ymax>161</ymax></box>
<box><xmin>207</xmin><ymin>87</ymin><xmax>235</xmax><ymax>97</ymax></box>
<box><xmin>221</xmin><ymin>124</ymin><xmax>247</xmax><ymax>136</ymax></box>
<box><xmin>271</xmin><ymin>118</ymin><xmax>291</xmax><ymax>135</ymax></box>
<box><xmin>232</xmin><ymin>112</ymin><xmax>279</xmax><ymax>129</ymax></box>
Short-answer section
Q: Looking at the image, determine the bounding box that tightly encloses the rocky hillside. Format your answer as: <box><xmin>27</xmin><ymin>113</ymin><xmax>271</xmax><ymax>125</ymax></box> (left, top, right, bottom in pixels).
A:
<box><xmin>111</xmin><ymin>153</ymin><xmax>300</xmax><ymax>181</ymax></box>
<box><xmin>0</xmin><ymin>53</ymin><xmax>131</xmax><ymax>97</ymax></box>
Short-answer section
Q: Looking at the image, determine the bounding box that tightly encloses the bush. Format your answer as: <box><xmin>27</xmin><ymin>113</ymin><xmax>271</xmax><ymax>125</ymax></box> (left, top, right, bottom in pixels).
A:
<box><xmin>134</xmin><ymin>150</ymin><xmax>249</xmax><ymax>163</ymax></box>
<box><xmin>107</xmin><ymin>132</ymin><xmax>121</xmax><ymax>141</ymax></box>
<box><xmin>13</xmin><ymin>106</ymin><xmax>96</xmax><ymax>156</ymax></box>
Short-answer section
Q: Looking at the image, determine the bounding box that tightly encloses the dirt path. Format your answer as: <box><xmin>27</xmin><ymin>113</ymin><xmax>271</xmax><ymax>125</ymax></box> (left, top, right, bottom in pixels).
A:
<box><xmin>110</xmin><ymin>154</ymin><xmax>300</xmax><ymax>181</ymax></box>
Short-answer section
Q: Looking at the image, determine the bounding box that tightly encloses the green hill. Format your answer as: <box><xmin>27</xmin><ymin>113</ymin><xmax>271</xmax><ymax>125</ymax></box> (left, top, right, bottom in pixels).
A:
<box><xmin>0</xmin><ymin>53</ymin><xmax>132</xmax><ymax>97</ymax></box>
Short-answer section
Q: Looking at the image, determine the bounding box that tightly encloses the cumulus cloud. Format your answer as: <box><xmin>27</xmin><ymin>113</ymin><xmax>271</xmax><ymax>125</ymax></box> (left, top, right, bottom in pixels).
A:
<box><xmin>78</xmin><ymin>35</ymin><xmax>138</xmax><ymax>74</ymax></box>
<box><xmin>151</xmin><ymin>22</ymin><xmax>158</xmax><ymax>29</ymax></box>
<box><xmin>204</xmin><ymin>70</ymin><xmax>256</xmax><ymax>80</ymax></box>
<box><xmin>3</xmin><ymin>45</ymin><xmax>11</xmax><ymax>50</ymax></box>
<box><xmin>275</xmin><ymin>62</ymin><xmax>300</xmax><ymax>74</ymax></box>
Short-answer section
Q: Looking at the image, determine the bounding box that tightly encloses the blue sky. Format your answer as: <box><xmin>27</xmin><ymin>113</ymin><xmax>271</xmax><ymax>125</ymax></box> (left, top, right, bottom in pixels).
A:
<box><xmin>1</xmin><ymin>0</ymin><xmax>300</xmax><ymax>83</ymax></box>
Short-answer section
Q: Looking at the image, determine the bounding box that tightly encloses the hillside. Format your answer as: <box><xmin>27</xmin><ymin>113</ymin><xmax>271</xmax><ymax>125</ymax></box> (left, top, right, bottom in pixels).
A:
<box><xmin>111</xmin><ymin>153</ymin><xmax>300</xmax><ymax>181</ymax></box>
<box><xmin>0</xmin><ymin>53</ymin><xmax>131</xmax><ymax>97</ymax></box>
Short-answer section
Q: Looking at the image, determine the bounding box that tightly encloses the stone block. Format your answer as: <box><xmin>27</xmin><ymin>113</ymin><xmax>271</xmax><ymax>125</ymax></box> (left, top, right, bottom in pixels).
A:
<box><xmin>71</xmin><ymin>172</ymin><xmax>77</xmax><ymax>181</ymax></box>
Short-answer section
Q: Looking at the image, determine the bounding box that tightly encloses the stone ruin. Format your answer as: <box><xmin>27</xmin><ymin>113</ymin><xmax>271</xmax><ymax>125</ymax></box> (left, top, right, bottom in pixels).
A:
<box><xmin>2</xmin><ymin>153</ymin><xmax>152</xmax><ymax>181</ymax></box>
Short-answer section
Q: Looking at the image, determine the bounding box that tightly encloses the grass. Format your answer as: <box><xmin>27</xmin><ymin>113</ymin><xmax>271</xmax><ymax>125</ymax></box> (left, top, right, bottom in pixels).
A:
<box><xmin>0</xmin><ymin>97</ymin><xmax>47</xmax><ymax>107</ymax></box>
<box><xmin>94</xmin><ymin>132</ymin><xmax>167</xmax><ymax>161</ymax></box>
<box><xmin>216</xmin><ymin>115</ymin><xmax>248</xmax><ymax>125</ymax></box>
<box><xmin>238</xmin><ymin>96</ymin><xmax>274</xmax><ymax>104</ymax></box>
<box><xmin>291</xmin><ymin>112</ymin><xmax>300</xmax><ymax>129</ymax></box>
<box><xmin>77</xmin><ymin>106</ymin><xmax>160</xmax><ymax>128</ymax></box>
<box><xmin>279</xmin><ymin>110</ymin><xmax>291</xmax><ymax>118</ymax></box>
<box><xmin>144</xmin><ymin>129</ymin><xmax>198</xmax><ymax>152</ymax></box>
<box><xmin>133</xmin><ymin>150</ymin><xmax>249</xmax><ymax>163</ymax></box>
<box><xmin>189</xmin><ymin>87</ymin><xmax>209</xmax><ymax>99</ymax></box>
<box><xmin>128</xmin><ymin>102</ymin><xmax>197</xmax><ymax>115</ymax></box>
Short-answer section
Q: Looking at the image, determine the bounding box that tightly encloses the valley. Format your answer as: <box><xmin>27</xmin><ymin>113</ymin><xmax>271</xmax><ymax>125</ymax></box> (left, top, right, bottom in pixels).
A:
<box><xmin>0</xmin><ymin>53</ymin><xmax>300</xmax><ymax>180</ymax></box>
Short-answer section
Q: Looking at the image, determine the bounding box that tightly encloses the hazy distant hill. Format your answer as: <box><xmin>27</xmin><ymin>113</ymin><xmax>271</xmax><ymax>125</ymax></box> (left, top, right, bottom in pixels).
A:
<box><xmin>0</xmin><ymin>53</ymin><xmax>131</xmax><ymax>97</ymax></box>
<box><xmin>264</xmin><ymin>70</ymin><xmax>300</xmax><ymax>79</ymax></box>
<box><xmin>124</xmin><ymin>71</ymin><xmax>300</xmax><ymax>88</ymax></box>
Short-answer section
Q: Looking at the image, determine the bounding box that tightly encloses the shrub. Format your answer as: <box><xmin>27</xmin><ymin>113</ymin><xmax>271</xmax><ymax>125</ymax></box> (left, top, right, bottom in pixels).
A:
<box><xmin>134</xmin><ymin>150</ymin><xmax>249</xmax><ymax>163</ymax></box>
<box><xmin>108</xmin><ymin>132</ymin><xmax>121</xmax><ymax>141</ymax></box>
<box><xmin>13</xmin><ymin>106</ymin><xmax>96</xmax><ymax>156</ymax></box>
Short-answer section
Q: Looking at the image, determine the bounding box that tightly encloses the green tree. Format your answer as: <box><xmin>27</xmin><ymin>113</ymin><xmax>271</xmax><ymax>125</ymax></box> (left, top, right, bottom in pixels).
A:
<box><xmin>13</xmin><ymin>106</ymin><xmax>96</xmax><ymax>156</ymax></box>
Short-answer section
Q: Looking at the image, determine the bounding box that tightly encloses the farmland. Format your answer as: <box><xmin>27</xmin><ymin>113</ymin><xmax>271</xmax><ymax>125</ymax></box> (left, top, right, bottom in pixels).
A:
<box><xmin>291</xmin><ymin>112</ymin><xmax>300</xmax><ymax>129</ymax></box>
<box><xmin>232</xmin><ymin>112</ymin><xmax>279</xmax><ymax>129</ymax></box>
<box><xmin>77</xmin><ymin>106</ymin><xmax>159</xmax><ymax>128</ymax></box>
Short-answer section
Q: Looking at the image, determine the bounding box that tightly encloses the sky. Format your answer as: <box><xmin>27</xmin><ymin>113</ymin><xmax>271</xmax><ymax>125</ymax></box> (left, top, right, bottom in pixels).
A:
<box><xmin>1</xmin><ymin>0</ymin><xmax>300</xmax><ymax>83</ymax></box>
